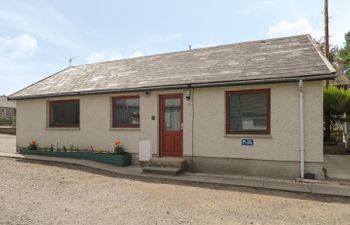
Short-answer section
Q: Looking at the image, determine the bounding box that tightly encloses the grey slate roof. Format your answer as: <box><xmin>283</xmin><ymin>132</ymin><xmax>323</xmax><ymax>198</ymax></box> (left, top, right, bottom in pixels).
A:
<box><xmin>9</xmin><ymin>34</ymin><xmax>335</xmax><ymax>100</ymax></box>
<box><xmin>0</xmin><ymin>96</ymin><xmax>16</xmax><ymax>108</ymax></box>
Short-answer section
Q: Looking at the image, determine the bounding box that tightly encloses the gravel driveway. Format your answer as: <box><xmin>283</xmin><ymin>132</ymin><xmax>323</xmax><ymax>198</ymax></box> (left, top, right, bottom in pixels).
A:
<box><xmin>1</xmin><ymin>158</ymin><xmax>350</xmax><ymax>225</ymax></box>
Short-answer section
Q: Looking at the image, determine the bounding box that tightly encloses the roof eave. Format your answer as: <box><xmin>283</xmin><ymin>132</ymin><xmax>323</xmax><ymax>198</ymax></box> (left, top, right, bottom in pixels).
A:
<box><xmin>307</xmin><ymin>34</ymin><xmax>336</xmax><ymax>73</ymax></box>
<box><xmin>8</xmin><ymin>73</ymin><xmax>336</xmax><ymax>100</ymax></box>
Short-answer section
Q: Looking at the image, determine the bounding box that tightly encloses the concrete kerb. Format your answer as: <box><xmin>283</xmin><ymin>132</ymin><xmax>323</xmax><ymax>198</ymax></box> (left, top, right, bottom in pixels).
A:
<box><xmin>0</xmin><ymin>152</ymin><xmax>349</xmax><ymax>197</ymax></box>
<box><xmin>263</xmin><ymin>180</ymin><xmax>311</xmax><ymax>193</ymax></box>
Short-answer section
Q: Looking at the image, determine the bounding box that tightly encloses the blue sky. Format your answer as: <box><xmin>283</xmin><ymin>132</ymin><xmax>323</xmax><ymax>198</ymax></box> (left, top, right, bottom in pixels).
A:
<box><xmin>1</xmin><ymin>0</ymin><xmax>349</xmax><ymax>95</ymax></box>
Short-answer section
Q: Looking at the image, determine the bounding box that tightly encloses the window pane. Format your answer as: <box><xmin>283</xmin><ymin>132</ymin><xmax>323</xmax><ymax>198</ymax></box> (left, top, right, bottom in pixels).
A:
<box><xmin>114</xmin><ymin>97</ymin><xmax>139</xmax><ymax>127</ymax></box>
<box><xmin>50</xmin><ymin>101</ymin><xmax>79</xmax><ymax>127</ymax></box>
<box><xmin>165</xmin><ymin>99</ymin><xmax>180</xmax><ymax>131</ymax></box>
<box><xmin>229</xmin><ymin>92</ymin><xmax>268</xmax><ymax>131</ymax></box>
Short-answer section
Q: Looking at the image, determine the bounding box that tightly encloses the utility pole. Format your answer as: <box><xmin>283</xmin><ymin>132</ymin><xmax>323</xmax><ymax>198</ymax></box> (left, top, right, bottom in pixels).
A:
<box><xmin>324</xmin><ymin>0</ymin><xmax>329</xmax><ymax>59</ymax></box>
<box><xmin>324</xmin><ymin>0</ymin><xmax>330</xmax><ymax>87</ymax></box>
<box><xmin>324</xmin><ymin>0</ymin><xmax>331</xmax><ymax>142</ymax></box>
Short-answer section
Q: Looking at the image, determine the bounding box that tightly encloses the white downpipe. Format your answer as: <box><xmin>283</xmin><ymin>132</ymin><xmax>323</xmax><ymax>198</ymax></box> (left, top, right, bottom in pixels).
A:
<box><xmin>299</xmin><ymin>80</ymin><xmax>305</xmax><ymax>179</ymax></box>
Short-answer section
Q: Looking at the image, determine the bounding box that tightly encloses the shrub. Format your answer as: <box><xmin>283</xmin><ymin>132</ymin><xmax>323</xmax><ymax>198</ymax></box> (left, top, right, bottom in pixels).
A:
<box><xmin>0</xmin><ymin>117</ymin><xmax>12</xmax><ymax>126</ymax></box>
<box><xmin>96</xmin><ymin>147</ymin><xmax>105</xmax><ymax>154</ymax></box>
<box><xmin>114</xmin><ymin>140</ymin><xmax>127</xmax><ymax>155</ymax></box>
<box><xmin>324</xmin><ymin>86</ymin><xmax>350</xmax><ymax>141</ymax></box>
<box><xmin>324</xmin><ymin>86</ymin><xmax>349</xmax><ymax>115</ymax></box>
<box><xmin>28</xmin><ymin>140</ymin><xmax>38</xmax><ymax>150</ymax></box>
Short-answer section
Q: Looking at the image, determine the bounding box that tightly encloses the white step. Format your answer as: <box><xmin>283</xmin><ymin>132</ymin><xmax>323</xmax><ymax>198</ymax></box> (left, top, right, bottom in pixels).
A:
<box><xmin>149</xmin><ymin>157</ymin><xmax>186</xmax><ymax>168</ymax></box>
<box><xmin>142</xmin><ymin>157</ymin><xmax>187</xmax><ymax>175</ymax></box>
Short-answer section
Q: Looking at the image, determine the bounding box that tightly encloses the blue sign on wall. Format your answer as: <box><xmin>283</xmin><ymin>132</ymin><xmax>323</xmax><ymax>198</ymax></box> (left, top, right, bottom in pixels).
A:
<box><xmin>241</xmin><ymin>139</ymin><xmax>254</xmax><ymax>146</ymax></box>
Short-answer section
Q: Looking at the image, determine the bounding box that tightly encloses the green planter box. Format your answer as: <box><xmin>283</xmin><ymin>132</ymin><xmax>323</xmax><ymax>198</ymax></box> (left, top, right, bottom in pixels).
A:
<box><xmin>19</xmin><ymin>149</ymin><xmax>132</xmax><ymax>167</ymax></box>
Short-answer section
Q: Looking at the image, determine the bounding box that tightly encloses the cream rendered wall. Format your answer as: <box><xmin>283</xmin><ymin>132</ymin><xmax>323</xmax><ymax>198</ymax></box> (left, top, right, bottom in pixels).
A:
<box><xmin>192</xmin><ymin>81</ymin><xmax>323</xmax><ymax>163</ymax></box>
<box><xmin>16</xmin><ymin>81</ymin><xmax>323</xmax><ymax>163</ymax></box>
<box><xmin>16</xmin><ymin>89</ymin><xmax>193</xmax><ymax>157</ymax></box>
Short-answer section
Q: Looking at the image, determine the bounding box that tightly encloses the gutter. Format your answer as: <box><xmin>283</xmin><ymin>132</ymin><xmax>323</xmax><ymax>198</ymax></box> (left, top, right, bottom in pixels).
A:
<box><xmin>190</xmin><ymin>74</ymin><xmax>335</xmax><ymax>88</ymax></box>
<box><xmin>8</xmin><ymin>73</ymin><xmax>336</xmax><ymax>100</ymax></box>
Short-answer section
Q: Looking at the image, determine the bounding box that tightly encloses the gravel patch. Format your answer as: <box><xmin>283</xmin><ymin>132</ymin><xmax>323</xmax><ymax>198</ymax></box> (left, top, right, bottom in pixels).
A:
<box><xmin>0</xmin><ymin>157</ymin><xmax>350</xmax><ymax>225</ymax></box>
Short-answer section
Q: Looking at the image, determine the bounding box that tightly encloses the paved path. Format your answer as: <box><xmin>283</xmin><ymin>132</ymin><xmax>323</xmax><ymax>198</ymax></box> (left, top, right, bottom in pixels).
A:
<box><xmin>0</xmin><ymin>133</ymin><xmax>16</xmax><ymax>154</ymax></box>
<box><xmin>324</xmin><ymin>154</ymin><xmax>350</xmax><ymax>180</ymax></box>
<box><xmin>1</xmin><ymin>157</ymin><xmax>350</xmax><ymax>225</ymax></box>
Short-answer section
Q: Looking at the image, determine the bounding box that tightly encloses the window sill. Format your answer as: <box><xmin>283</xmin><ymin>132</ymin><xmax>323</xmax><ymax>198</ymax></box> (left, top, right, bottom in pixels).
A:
<box><xmin>45</xmin><ymin>127</ymin><xmax>80</xmax><ymax>131</ymax></box>
<box><xmin>225</xmin><ymin>134</ymin><xmax>272</xmax><ymax>139</ymax></box>
<box><xmin>110</xmin><ymin>127</ymin><xmax>141</xmax><ymax>131</ymax></box>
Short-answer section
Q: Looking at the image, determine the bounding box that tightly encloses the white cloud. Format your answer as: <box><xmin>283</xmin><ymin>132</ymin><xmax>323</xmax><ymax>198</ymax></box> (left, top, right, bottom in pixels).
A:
<box><xmin>330</xmin><ymin>31</ymin><xmax>347</xmax><ymax>47</ymax></box>
<box><xmin>109</xmin><ymin>52</ymin><xmax>123</xmax><ymax>60</ymax></box>
<box><xmin>267</xmin><ymin>18</ymin><xmax>347</xmax><ymax>47</ymax></box>
<box><xmin>86</xmin><ymin>51</ymin><xmax>106</xmax><ymax>63</ymax></box>
<box><xmin>0</xmin><ymin>33</ymin><xmax>38</xmax><ymax>57</ymax></box>
<box><xmin>129</xmin><ymin>51</ymin><xmax>144</xmax><ymax>58</ymax></box>
<box><xmin>86</xmin><ymin>51</ymin><xmax>144</xmax><ymax>63</ymax></box>
<box><xmin>267</xmin><ymin>18</ymin><xmax>346</xmax><ymax>46</ymax></box>
<box><xmin>268</xmin><ymin>18</ymin><xmax>317</xmax><ymax>38</ymax></box>
<box><xmin>0</xmin><ymin>2</ymin><xmax>82</xmax><ymax>50</ymax></box>
<box><xmin>194</xmin><ymin>43</ymin><xmax>218</xmax><ymax>49</ymax></box>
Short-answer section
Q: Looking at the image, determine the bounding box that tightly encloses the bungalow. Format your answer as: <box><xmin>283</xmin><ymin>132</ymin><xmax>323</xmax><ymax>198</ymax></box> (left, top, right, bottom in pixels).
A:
<box><xmin>8</xmin><ymin>34</ymin><xmax>336</xmax><ymax>179</ymax></box>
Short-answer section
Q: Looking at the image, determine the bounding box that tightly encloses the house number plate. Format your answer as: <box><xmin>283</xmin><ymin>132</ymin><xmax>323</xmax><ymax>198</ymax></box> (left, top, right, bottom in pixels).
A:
<box><xmin>241</xmin><ymin>139</ymin><xmax>254</xmax><ymax>146</ymax></box>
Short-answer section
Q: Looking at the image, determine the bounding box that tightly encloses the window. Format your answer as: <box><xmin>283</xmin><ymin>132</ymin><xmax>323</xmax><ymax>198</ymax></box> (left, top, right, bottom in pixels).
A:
<box><xmin>112</xmin><ymin>96</ymin><xmax>140</xmax><ymax>128</ymax></box>
<box><xmin>164</xmin><ymin>98</ymin><xmax>181</xmax><ymax>131</ymax></box>
<box><xmin>49</xmin><ymin>100</ymin><xmax>80</xmax><ymax>127</ymax></box>
<box><xmin>226</xmin><ymin>89</ymin><xmax>270</xmax><ymax>134</ymax></box>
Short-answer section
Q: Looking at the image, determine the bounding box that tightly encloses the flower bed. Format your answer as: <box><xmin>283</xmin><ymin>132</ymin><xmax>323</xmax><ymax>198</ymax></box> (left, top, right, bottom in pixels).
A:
<box><xmin>19</xmin><ymin>149</ymin><xmax>132</xmax><ymax>167</ymax></box>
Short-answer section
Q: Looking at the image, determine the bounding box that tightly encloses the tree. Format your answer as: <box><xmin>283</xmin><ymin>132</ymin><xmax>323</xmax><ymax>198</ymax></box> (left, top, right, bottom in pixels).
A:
<box><xmin>318</xmin><ymin>32</ymin><xmax>350</xmax><ymax>142</ymax></box>
<box><xmin>323</xmin><ymin>86</ymin><xmax>350</xmax><ymax>142</ymax></box>
<box><xmin>339</xmin><ymin>32</ymin><xmax>350</xmax><ymax>76</ymax></box>
<box><xmin>324</xmin><ymin>86</ymin><xmax>348</xmax><ymax>115</ymax></box>
<box><xmin>314</xmin><ymin>38</ymin><xmax>339</xmax><ymax>64</ymax></box>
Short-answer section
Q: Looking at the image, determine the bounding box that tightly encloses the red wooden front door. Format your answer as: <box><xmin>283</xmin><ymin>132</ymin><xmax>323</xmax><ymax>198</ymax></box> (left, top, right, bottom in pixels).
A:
<box><xmin>159</xmin><ymin>94</ymin><xmax>183</xmax><ymax>157</ymax></box>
